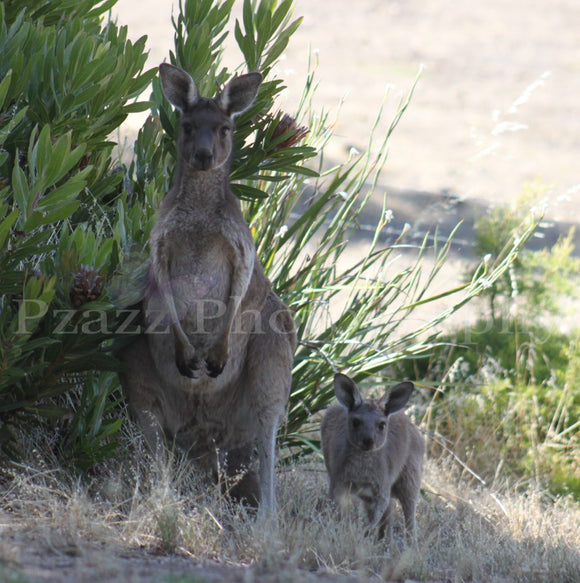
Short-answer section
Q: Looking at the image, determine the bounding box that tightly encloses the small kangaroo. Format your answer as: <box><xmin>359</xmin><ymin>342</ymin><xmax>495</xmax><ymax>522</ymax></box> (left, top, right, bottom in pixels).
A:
<box><xmin>321</xmin><ymin>373</ymin><xmax>424</xmax><ymax>538</ymax></box>
<box><xmin>118</xmin><ymin>64</ymin><xmax>296</xmax><ymax>516</ymax></box>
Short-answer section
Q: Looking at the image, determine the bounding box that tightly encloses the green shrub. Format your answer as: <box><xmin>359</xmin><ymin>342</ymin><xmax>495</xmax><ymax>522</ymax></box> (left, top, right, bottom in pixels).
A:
<box><xmin>409</xmin><ymin>317</ymin><xmax>573</xmax><ymax>387</ymax></box>
<box><xmin>425</xmin><ymin>338</ymin><xmax>580</xmax><ymax>497</ymax></box>
<box><xmin>405</xmin><ymin>187</ymin><xmax>580</xmax><ymax>497</ymax></box>
<box><xmin>1</xmin><ymin>0</ymin><xmax>536</xmax><ymax>471</ymax></box>
<box><xmin>468</xmin><ymin>182</ymin><xmax>580</xmax><ymax>322</ymax></box>
<box><xmin>0</xmin><ymin>0</ymin><xmax>153</xmax><ymax>466</ymax></box>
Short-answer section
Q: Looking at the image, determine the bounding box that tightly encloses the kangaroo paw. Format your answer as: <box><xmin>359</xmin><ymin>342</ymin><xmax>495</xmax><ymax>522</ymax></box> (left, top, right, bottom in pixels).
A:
<box><xmin>175</xmin><ymin>341</ymin><xmax>202</xmax><ymax>379</ymax></box>
<box><xmin>205</xmin><ymin>353</ymin><xmax>227</xmax><ymax>378</ymax></box>
<box><xmin>205</xmin><ymin>338</ymin><xmax>229</xmax><ymax>378</ymax></box>
<box><xmin>177</xmin><ymin>360</ymin><xmax>203</xmax><ymax>379</ymax></box>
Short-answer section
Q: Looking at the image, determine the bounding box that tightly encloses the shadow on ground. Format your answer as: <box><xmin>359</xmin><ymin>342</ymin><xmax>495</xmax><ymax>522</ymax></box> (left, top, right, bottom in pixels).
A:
<box><xmin>297</xmin><ymin>181</ymin><xmax>580</xmax><ymax>260</ymax></box>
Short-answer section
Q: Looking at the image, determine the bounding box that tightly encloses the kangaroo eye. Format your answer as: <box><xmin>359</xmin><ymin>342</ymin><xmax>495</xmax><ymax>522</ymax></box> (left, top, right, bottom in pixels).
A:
<box><xmin>182</xmin><ymin>122</ymin><xmax>193</xmax><ymax>134</ymax></box>
<box><xmin>351</xmin><ymin>418</ymin><xmax>361</xmax><ymax>429</ymax></box>
<box><xmin>378</xmin><ymin>422</ymin><xmax>386</xmax><ymax>431</ymax></box>
<box><xmin>219</xmin><ymin>126</ymin><xmax>230</xmax><ymax>139</ymax></box>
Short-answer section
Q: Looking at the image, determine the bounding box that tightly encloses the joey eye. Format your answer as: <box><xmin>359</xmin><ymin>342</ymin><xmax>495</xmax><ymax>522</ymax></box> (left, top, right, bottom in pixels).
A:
<box><xmin>182</xmin><ymin>122</ymin><xmax>193</xmax><ymax>135</ymax></box>
<box><xmin>219</xmin><ymin>126</ymin><xmax>230</xmax><ymax>139</ymax></box>
<box><xmin>351</xmin><ymin>418</ymin><xmax>361</xmax><ymax>429</ymax></box>
<box><xmin>378</xmin><ymin>421</ymin><xmax>386</xmax><ymax>431</ymax></box>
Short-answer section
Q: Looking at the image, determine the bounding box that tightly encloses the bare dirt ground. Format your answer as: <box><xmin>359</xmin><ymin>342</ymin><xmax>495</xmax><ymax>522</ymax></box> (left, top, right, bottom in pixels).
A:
<box><xmin>2</xmin><ymin>1</ymin><xmax>580</xmax><ymax>582</ymax></box>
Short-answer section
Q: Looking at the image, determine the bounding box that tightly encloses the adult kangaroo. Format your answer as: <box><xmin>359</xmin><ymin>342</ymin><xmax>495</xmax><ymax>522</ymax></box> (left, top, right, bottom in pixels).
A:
<box><xmin>118</xmin><ymin>64</ymin><xmax>296</xmax><ymax>516</ymax></box>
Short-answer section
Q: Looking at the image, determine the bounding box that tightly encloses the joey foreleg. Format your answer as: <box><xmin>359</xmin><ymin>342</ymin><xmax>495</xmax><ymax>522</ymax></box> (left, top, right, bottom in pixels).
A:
<box><xmin>366</xmin><ymin>493</ymin><xmax>390</xmax><ymax>532</ymax></box>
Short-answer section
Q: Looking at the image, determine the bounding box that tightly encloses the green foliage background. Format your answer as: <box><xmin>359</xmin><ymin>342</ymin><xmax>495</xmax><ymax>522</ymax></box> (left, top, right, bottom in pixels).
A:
<box><xmin>397</xmin><ymin>190</ymin><xmax>580</xmax><ymax>497</ymax></box>
<box><xmin>0</xmin><ymin>0</ymin><xmax>155</xmax><ymax>465</ymax></box>
<box><xmin>1</xmin><ymin>0</ymin><xmax>538</xmax><ymax>478</ymax></box>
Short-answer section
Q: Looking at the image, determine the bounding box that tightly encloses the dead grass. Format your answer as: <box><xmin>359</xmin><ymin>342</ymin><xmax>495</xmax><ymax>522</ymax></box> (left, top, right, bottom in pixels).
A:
<box><xmin>1</xmin><ymin>424</ymin><xmax>579</xmax><ymax>583</ymax></box>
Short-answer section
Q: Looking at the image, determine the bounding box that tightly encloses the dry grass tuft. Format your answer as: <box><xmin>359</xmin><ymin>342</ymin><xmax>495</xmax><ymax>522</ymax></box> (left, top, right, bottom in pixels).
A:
<box><xmin>1</xmin><ymin>424</ymin><xmax>579</xmax><ymax>582</ymax></box>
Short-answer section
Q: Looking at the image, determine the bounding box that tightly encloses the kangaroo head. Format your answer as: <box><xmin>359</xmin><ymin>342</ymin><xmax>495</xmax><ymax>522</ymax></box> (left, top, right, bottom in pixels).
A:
<box><xmin>333</xmin><ymin>373</ymin><xmax>414</xmax><ymax>452</ymax></box>
<box><xmin>159</xmin><ymin>63</ymin><xmax>262</xmax><ymax>172</ymax></box>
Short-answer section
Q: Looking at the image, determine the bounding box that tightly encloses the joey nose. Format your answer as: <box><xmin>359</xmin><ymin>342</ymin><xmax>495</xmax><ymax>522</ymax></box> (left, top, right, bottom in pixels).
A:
<box><xmin>361</xmin><ymin>437</ymin><xmax>374</xmax><ymax>450</ymax></box>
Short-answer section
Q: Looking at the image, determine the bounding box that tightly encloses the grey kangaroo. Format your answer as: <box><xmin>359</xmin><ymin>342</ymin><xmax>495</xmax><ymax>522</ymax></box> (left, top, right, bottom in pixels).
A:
<box><xmin>321</xmin><ymin>373</ymin><xmax>424</xmax><ymax>538</ymax></box>
<box><xmin>118</xmin><ymin>64</ymin><xmax>296</xmax><ymax>516</ymax></box>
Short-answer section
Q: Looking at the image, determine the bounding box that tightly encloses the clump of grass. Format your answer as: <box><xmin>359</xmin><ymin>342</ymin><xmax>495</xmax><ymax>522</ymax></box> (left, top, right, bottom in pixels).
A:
<box><xmin>2</xmin><ymin>424</ymin><xmax>579</xmax><ymax>583</ymax></box>
<box><xmin>416</xmin><ymin>328</ymin><xmax>580</xmax><ymax>499</ymax></box>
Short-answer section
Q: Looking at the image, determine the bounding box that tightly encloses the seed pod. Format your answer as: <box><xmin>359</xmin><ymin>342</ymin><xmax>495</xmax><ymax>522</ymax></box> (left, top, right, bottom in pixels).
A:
<box><xmin>70</xmin><ymin>264</ymin><xmax>105</xmax><ymax>307</ymax></box>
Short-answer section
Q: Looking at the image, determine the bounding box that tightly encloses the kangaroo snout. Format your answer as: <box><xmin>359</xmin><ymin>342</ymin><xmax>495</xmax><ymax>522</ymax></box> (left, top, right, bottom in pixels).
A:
<box><xmin>361</xmin><ymin>436</ymin><xmax>375</xmax><ymax>451</ymax></box>
<box><xmin>194</xmin><ymin>147</ymin><xmax>214</xmax><ymax>170</ymax></box>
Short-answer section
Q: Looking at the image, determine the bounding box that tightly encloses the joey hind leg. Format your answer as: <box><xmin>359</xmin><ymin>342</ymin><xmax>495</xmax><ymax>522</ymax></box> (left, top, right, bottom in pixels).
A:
<box><xmin>377</xmin><ymin>500</ymin><xmax>395</xmax><ymax>540</ymax></box>
<box><xmin>398</xmin><ymin>492</ymin><xmax>419</xmax><ymax>539</ymax></box>
<box><xmin>329</xmin><ymin>483</ymin><xmax>351</xmax><ymax>520</ymax></box>
<box><xmin>392</xmin><ymin>466</ymin><xmax>422</xmax><ymax>538</ymax></box>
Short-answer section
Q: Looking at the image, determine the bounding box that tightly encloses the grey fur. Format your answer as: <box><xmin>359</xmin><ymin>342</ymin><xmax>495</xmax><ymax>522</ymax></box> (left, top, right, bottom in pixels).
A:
<box><xmin>321</xmin><ymin>373</ymin><xmax>425</xmax><ymax>537</ymax></box>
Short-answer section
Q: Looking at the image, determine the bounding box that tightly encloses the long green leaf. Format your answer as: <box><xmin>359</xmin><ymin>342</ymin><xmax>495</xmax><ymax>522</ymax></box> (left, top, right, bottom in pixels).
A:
<box><xmin>0</xmin><ymin>209</ymin><xmax>19</xmax><ymax>248</ymax></box>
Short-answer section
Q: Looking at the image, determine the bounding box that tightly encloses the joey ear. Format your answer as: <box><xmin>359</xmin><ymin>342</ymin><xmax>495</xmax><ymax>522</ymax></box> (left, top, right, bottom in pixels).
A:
<box><xmin>159</xmin><ymin>63</ymin><xmax>199</xmax><ymax>112</ymax></box>
<box><xmin>380</xmin><ymin>381</ymin><xmax>414</xmax><ymax>416</ymax></box>
<box><xmin>216</xmin><ymin>72</ymin><xmax>262</xmax><ymax>118</ymax></box>
<box><xmin>334</xmin><ymin>373</ymin><xmax>362</xmax><ymax>411</ymax></box>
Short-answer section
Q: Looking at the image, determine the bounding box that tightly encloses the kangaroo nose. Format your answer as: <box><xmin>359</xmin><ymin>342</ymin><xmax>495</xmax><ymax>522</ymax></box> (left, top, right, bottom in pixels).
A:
<box><xmin>195</xmin><ymin>148</ymin><xmax>213</xmax><ymax>170</ymax></box>
<box><xmin>361</xmin><ymin>437</ymin><xmax>374</xmax><ymax>450</ymax></box>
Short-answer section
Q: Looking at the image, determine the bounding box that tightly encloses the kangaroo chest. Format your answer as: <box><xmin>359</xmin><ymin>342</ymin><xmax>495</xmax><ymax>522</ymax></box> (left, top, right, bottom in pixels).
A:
<box><xmin>149</xmin><ymin>202</ymin><xmax>257</xmax><ymax>322</ymax></box>
<box><xmin>161</xmin><ymin>208</ymin><xmax>252</xmax><ymax>278</ymax></box>
<box><xmin>340</xmin><ymin>451</ymin><xmax>387</xmax><ymax>496</ymax></box>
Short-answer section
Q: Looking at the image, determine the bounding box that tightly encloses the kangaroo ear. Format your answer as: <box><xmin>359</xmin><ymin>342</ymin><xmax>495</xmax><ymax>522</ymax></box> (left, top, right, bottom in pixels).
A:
<box><xmin>380</xmin><ymin>381</ymin><xmax>414</xmax><ymax>416</ymax></box>
<box><xmin>334</xmin><ymin>373</ymin><xmax>363</xmax><ymax>411</ymax></box>
<box><xmin>217</xmin><ymin>72</ymin><xmax>262</xmax><ymax>118</ymax></box>
<box><xmin>159</xmin><ymin>63</ymin><xmax>199</xmax><ymax>113</ymax></box>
